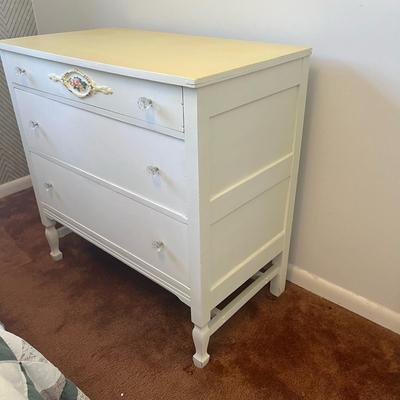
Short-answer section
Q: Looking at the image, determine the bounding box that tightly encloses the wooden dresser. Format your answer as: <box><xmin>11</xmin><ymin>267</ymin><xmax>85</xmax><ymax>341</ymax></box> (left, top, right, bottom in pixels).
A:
<box><xmin>0</xmin><ymin>29</ymin><xmax>311</xmax><ymax>367</ymax></box>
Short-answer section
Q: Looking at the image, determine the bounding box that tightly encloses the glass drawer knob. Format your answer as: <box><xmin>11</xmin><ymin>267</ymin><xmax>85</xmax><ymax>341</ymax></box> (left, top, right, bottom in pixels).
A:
<box><xmin>152</xmin><ymin>241</ymin><xmax>165</xmax><ymax>252</ymax></box>
<box><xmin>16</xmin><ymin>67</ymin><xmax>26</xmax><ymax>75</ymax></box>
<box><xmin>44</xmin><ymin>182</ymin><xmax>53</xmax><ymax>191</ymax></box>
<box><xmin>30</xmin><ymin>121</ymin><xmax>39</xmax><ymax>129</ymax></box>
<box><xmin>147</xmin><ymin>166</ymin><xmax>160</xmax><ymax>176</ymax></box>
<box><xmin>137</xmin><ymin>97</ymin><xmax>153</xmax><ymax>110</ymax></box>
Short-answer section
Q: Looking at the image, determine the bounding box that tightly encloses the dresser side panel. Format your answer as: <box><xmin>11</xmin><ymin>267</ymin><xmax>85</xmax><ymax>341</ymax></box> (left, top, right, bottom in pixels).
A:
<box><xmin>198</xmin><ymin>58</ymin><xmax>310</xmax><ymax>308</ymax></box>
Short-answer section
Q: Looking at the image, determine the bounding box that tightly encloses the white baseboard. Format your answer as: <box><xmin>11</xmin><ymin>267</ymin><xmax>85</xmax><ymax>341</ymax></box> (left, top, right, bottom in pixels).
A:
<box><xmin>0</xmin><ymin>175</ymin><xmax>32</xmax><ymax>199</ymax></box>
<box><xmin>287</xmin><ymin>264</ymin><xmax>400</xmax><ymax>335</ymax></box>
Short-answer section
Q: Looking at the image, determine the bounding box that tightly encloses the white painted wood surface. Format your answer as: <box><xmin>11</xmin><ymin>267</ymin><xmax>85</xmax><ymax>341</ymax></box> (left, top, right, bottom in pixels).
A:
<box><xmin>0</xmin><ymin>28</ymin><xmax>311</xmax><ymax>87</ymax></box>
<box><xmin>31</xmin><ymin>152</ymin><xmax>190</xmax><ymax>288</ymax></box>
<box><xmin>2</xmin><ymin>51</ymin><xmax>184</xmax><ymax>132</ymax></box>
<box><xmin>288</xmin><ymin>264</ymin><xmax>400</xmax><ymax>335</ymax></box>
<box><xmin>0</xmin><ymin>28</ymin><xmax>311</xmax><ymax>367</ymax></box>
<box><xmin>15</xmin><ymin>89</ymin><xmax>187</xmax><ymax>219</ymax></box>
<box><xmin>0</xmin><ymin>175</ymin><xmax>31</xmax><ymax>198</ymax></box>
<box><xmin>43</xmin><ymin>216</ymin><xmax>63</xmax><ymax>261</ymax></box>
<box><xmin>209</xmin><ymin>86</ymin><xmax>298</xmax><ymax>196</ymax></box>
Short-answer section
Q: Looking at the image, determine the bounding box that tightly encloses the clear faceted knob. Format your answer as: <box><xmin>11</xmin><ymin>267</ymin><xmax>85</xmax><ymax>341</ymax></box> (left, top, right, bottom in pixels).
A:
<box><xmin>137</xmin><ymin>97</ymin><xmax>153</xmax><ymax>110</ymax></box>
<box><xmin>30</xmin><ymin>121</ymin><xmax>39</xmax><ymax>129</ymax></box>
<box><xmin>147</xmin><ymin>165</ymin><xmax>160</xmax><ymax>176</ymax></box>
<box><xmin>152</xmin><ymin>241</ymin><xmax>165</xmax><ymax>252</ymax></box>
<box><xmin>16</xmin><ymin>67</ymin><xmax>26</xmax><ymax>75</ymax></box>
<box><xmin>44</xmin><ymin>182</ymin><xmax>53</xmax><ymax>191</ymax></box>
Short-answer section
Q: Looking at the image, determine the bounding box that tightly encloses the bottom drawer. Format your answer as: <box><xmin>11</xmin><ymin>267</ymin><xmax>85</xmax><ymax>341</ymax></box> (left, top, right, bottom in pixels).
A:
<box><xmin>31</xmin><ymin>153</ymin><xmax>189</xmax><ymax>289</ymax></box>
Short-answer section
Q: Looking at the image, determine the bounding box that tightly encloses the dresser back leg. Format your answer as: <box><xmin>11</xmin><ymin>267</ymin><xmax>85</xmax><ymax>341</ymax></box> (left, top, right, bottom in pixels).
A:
<box><xmin>270</xmin><ymin>252</ymin><xmax>288</xmax><ymax>297</ymax></box>
<box><xmin>192</xmin><ymin>324</ymin><xmax>211</xmax><ymax>368</ymax></box>
<box><xmin>44</xmin><ymin>217</ymin><xmax>63</xmax><ymax>261</ymax></box>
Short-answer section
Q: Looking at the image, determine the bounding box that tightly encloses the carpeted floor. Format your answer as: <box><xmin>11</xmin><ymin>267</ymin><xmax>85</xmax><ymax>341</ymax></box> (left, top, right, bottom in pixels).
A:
<box><xmin>0</xmin><ymin>188</ymin><xmax>399</xmax><ymax>400</ymax></box>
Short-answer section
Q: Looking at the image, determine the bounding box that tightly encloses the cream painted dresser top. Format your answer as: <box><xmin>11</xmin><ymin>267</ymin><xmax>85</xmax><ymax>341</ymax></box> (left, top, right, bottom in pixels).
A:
<box><xmin>0</xmin><ymin>28</ymin><xmax>311</xmax><ymax>368</ymax></box>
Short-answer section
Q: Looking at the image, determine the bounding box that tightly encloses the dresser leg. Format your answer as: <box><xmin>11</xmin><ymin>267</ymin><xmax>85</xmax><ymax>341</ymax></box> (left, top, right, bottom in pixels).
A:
<box><xmin>270</xmin><ymin>252</ymin><xmax>288</xmax><ymax>297</ymax></box>
<box><xmin>192</xmin><ymin>324</ymin><xmax>211</xmax><ymax>368</ymax></box>
<box><xmin>44</xmin><ymin>219</ymin><xmax>63</xmax><ymax>261</ymax></box>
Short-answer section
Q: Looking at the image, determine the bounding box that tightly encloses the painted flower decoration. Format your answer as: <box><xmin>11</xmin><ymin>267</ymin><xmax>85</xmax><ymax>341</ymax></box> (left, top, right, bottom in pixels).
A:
<box><xmin>68</xmin><ymin>76</ymin><xmax>88</xmax><ymax>93</ymax></box>
<box><xmin>49</xmin><ymin>69</ymin><xmax>113</xmax><ymax>98</ymax></box>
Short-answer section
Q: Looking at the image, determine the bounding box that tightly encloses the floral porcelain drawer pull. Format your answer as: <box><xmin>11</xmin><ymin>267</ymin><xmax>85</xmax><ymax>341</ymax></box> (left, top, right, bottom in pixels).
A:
<box><xmin>48</xmin><ymin>69</ymin><xmax>113</xmax><ymax>98</ymax></box>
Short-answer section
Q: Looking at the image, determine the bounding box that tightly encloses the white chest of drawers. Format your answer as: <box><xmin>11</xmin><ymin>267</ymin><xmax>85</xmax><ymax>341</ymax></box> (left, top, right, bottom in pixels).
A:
<box><xmin>0</xmin><ymin>28</ymin><xmax>311</xmax><ymax>367</ymax></box>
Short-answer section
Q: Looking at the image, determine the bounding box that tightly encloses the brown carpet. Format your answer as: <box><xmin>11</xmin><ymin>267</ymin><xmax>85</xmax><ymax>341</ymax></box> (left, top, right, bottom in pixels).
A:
<box><xmin>0</xmin><ymin>188</ymin><xmax>399</xmax><ymax>400</ymax></box>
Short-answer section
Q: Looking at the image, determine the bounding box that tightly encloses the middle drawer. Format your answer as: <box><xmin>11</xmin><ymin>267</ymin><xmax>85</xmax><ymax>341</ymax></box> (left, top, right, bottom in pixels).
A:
<box><xmin>16</xmin><ymin>89</ymin><xmax>187</xmax><ymax>218</ymax></box>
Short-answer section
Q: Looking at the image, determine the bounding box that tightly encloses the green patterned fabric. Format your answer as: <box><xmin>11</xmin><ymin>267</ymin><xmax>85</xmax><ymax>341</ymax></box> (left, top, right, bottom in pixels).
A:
<box><xmin>0</xmin><ymin>327</ymin><xmax>89</xmax><ymax>399</ymax></box>
<box><xmin>0</xmin><ymin>335</ymin><xmax>17</xmax><ymax>361</ymax></box>
<box><xmin>60</xmin><ymin>379</ymin><xmax>79</xmax><ymax>400</ymax></box>
<box><xmin>20</xmin><ymin>364</ymin><xmax>44</xmax><ymax>400</ymax></box>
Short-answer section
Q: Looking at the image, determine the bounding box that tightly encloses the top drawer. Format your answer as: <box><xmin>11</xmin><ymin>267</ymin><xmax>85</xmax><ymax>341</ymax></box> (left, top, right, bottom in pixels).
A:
<box><xmin>2</xmin><ymin>51</ymin><xmax>184</xmax><ymax>133</ymax></box>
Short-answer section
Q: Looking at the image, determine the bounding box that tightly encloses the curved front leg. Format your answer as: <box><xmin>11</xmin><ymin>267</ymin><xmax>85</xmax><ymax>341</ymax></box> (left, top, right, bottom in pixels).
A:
<box><xmin>44</xmin><ymin>218</ymin><xmax>63</xmax><ymax>261</ymax></box>
<box><xmin>192</xmin><ymin>324</ymin><xmax>211</xmax><ymax>368</ymax></box>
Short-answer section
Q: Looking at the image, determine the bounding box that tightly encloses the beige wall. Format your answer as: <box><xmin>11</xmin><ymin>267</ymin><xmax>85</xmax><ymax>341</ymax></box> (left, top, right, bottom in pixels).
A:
<box><xmin>32</xmin><ymin>1</ymin><xmax>400</xmax><ymax>319</ymax></box>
